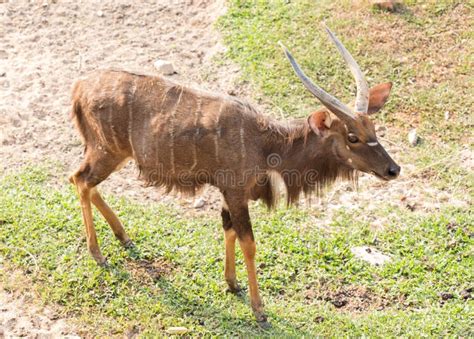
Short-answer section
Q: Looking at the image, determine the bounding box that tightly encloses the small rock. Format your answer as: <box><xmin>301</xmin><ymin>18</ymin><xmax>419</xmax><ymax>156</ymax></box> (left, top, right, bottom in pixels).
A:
<box><xmin>376</xmin><ymin>125</ymin><xmax>386</xmax><ymax>137</ymax></box>
<box><xmin>193</xmin><ymin>197</ymin><xmax>205</xmax><ymax>209</ymax></box>
<box><xmin>439</xmin><ymin>292</ymin><xmax>454</xmax><ymax>300</ymax></box>
<box><xmin>314</xmin><ymin>316</ymin><xmax>325</xmax><ymax>323</ymax></box>
<box><xmin>405</xmin><ymin>202</ymin><xmax>416</xmax><ymax>211</ymax></box>
<box><xmin>331</xmin><ymin>299</ymin><xmax>347</xmax><ymax>308</ymax></box>
<box><xmin>460</xmin><ymin>289</ymin><xmax>472</xmax><ymax>300</ymax></box>
<box><xmin>408</xmin><ymin>129</ymin><xmax>418</xmax><ymax>146</ymax></box>
<box><xmin>444</xmin><ymin>111</ymin><xmax>450</xmax><ymax>120</ymax></box>
<box><xmin>371</xmin><ymin>0</ymin><xmax>397</xmax><ymax>11</ymax></box>
<box><xmin>153</xmin><ymin>59</ymin><xmax>175</xmax><ymax>75</ymax></box>
<box><xmin>304</xmin><ymin>289</ymin><xmax>316</xmax><ymax>300</ymax></box>
<box><xmin>166</xmin><ymin>327</ymin><xmax>188</xmax><ymax>335</ymax></box>
<box><xmin>97</xmin><ymin>10</ymin><xmax>104</xmax><ymax>17</ymax></box>
<box><xmin>351</xmin><ymin>246</ymin><xmax>391</xmax><ymax>266</ymax></box>
<box><xmin>447</xmin><ymin>239</ymin><xmax>458</xmax><ymax>249</ymax></box>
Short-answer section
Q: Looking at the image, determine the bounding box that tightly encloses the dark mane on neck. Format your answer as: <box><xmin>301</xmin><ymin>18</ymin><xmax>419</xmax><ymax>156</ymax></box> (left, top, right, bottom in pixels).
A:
<box><xmin>252</xmin><ymin>115</ymin><xmax>358</xmax><ymax>208</ymax></box>
<box><xmin>283</xmin><ymin>153</ymin><xmax>358</xmax><ymax>206</ymax></box>
<box><xmin>257</xmin><ymin>116</ymin><xmax>311</xmax><ymax>150</ymax></box>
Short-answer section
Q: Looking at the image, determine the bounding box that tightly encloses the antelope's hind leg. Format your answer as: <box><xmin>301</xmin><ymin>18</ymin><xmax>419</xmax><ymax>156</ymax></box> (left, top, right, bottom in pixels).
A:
<box><xmin>221</xmin><ymin>206</ymin><xmax>242</xmax><ymax>293</ymax></box>
<box><xmin>70</xmin><ymin>152</ymin><xmax>131</xmax><ymax>265</ymax></box>
<box><xmin>90</xmin><ymin>188</ymin><xmax>134</xmax><ymax>248</ymax></box>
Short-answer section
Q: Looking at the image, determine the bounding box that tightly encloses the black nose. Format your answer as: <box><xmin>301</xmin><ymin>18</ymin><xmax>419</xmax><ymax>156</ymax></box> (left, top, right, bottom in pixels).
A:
<box><xmin>387</xmin><ymin>164</ymin><xmax>401</xmax><ymax>178</ymax></box>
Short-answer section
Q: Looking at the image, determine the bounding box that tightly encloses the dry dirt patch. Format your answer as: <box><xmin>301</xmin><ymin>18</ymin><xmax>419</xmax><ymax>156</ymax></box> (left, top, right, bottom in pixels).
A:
<box><xmin>0</xmin><ymin>271</ymin><xmax>82</xmax><ymax>338</ymax></box>
<box><xmin>126</xmin><ymin>258</ymin><xmax>174</xmax><ymax>285</ymax></box>
<box><xmin>304</xmin><ymin>283</ymin><xmax>393</xmax><ymax>313</ymax></box>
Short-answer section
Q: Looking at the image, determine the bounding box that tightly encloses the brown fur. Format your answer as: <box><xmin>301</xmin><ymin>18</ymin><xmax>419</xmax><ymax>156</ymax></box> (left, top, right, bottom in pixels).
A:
<box><xmin>71</xmin><ymin>70</ymin><xmax>355</xmax><ymax>205</ymax></box>
<box><xmin>69</xmin><ymin>69</ymin><xmax>398</xmax><ymax>324</ymax></box>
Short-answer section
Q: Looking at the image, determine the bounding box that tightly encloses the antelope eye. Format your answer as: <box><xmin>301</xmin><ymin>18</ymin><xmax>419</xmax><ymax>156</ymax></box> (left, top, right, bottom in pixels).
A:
<box><xmin>348</xmin><ymin>133</ymin><xmax>359</xmax><ymax>143</ymax></box>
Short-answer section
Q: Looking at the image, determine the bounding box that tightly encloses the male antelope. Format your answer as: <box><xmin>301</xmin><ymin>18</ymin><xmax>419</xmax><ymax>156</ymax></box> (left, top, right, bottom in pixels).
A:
<box><xmin>69</xmin><ymin>26</ymin><xmax>399</xmax><ymax>326</ymax></box>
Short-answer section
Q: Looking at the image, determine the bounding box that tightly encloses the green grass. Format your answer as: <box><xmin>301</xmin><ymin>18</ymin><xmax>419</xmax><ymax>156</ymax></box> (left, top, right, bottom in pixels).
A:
<box><xmin>0</xmin><ymin>167</ymin><xmax>472</xmax><ymax>336</ymax></box>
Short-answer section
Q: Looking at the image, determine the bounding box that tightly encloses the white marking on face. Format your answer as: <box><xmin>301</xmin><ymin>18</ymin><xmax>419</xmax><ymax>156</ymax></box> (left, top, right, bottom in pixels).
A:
<box><xmin>346</xmin><ymin>145</ymin><xmax>350</xmax><ymax>151</ymax></box>
<box><xmin>348</xmin><ymin>158</ymin><xmax>353</xmax><ymax>163</ymax></box>
<box><xmin>367</xmin><ymin>141</ymin><xmax>378</xmax><ymax>147</ymax></box>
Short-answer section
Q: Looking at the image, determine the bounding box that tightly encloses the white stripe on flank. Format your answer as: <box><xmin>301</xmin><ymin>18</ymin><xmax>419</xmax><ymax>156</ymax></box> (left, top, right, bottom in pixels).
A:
<box><xmin>240</xmin><ymin>118</ymin><xmax>246</xmax><ymax>160</ymax></box>
<box><xmin>108</xmin><ymin>75</ymin><xmax>122</xmax><ymax>150</ymax></box>
<box><xmin>155</xmin><ymin>85</ymin><xmax>173</xmax><ymax>169</ymax></box>
<box><xmin>142</xmin><ymin>98</ymin><xmax>152</xmax><ymax>163</ymax></box>
<box><xmin>190</xmin><ymin>94</ymin><xmax>202</xmax><ymax>171</ymax></box>
<box><xmin>367</xmin><ymin>141</ymin><xmax>378</xmax><ymax>147</ymax></box>
<box><xmin>128</xmin><ymin>79</ymin><xmax>137</xmax><ymax>159</ymax></box>
<box><xmin>214</xmin><ymin>101</ymin><xmax>224</xmax><ymax>161</ymax></box>
<box><xmin>170</xmin><ymin>86</ymin><xmax>184</xmax><ymax>175</ymax></box>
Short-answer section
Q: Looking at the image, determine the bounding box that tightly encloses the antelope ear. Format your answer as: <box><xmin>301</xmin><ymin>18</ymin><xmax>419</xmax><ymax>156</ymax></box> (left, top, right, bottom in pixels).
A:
<box><xmin>308</xmin><ymin>109</ymin><xmax>332</xmax><ymax>136</ymax></box>
<box><xmin>367</xmin><ymin>82</ymin><xmax>392</xmax><ymax>114</ymax></box>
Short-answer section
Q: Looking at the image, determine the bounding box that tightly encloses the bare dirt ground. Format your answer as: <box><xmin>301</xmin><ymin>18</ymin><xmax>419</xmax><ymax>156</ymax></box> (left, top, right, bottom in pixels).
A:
<box><xmin>0</xmin><ymin>0</ymin><xmax>471</xmax><ymax>337</ymax></box>
<box><xmin>0</xmin><ymin>287</ymin><xmax>80</xmax><ymax>338</ymax></box>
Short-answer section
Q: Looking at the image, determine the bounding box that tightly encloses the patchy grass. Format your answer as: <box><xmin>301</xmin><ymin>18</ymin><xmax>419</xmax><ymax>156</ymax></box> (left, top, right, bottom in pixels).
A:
<box><xmin>218</xmin><ymin>1</ymin><xmax>473</xmax><ymax>141</ymax></box>
<box><xmin>0</xmin><ymin>167</ymin><xmax>472</xmax><ymax>336</ymax></box>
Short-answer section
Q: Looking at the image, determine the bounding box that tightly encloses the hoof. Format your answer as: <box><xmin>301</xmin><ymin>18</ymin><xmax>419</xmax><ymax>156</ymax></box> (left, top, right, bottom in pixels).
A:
<box><xmin>257</xmin><ymin>318</ymin><xmax>271</xmax><ymax>330</ymax></box>
<box><xmin>123</xmin><ymin>239</ymin><xmax>135</xmax><ymax>249</ymax></box>
<box><xmin>225</xmin><ymin>280</ymin><xmax>243</xmax><ymax>295</ymax></box>
<box><xmin>97</xmin><ymin>257</ymin><xmax>109</xmax><ymax>268</ymax></box>
<box><xmin>226</xmin><ymin>285</ymin><xmax>244</xmax><ymax>295</ymax></box>
<box><xmin>254</xmin><ymin>309</ymin><xmax>269</xmax><ymax>328</ymax></box>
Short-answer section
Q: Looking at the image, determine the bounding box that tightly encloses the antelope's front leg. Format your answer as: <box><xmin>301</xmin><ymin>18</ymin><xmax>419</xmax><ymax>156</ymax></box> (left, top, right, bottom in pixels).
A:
<box><xmin>238</xmin><ymin>234</ymin><xmax>266</xmax><ymax>324</ymax></box>
<box><xmin>226</xmin><ymin>201</ymin><xmax>268</xmax><ymax>326</ymax></box>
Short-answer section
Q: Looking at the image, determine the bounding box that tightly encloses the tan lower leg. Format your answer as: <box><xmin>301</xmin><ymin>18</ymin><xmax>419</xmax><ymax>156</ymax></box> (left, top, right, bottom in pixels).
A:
<box><xmin>90</xmin><ymin>188</ymin><xmax>131</xmax><ymax>245</ymax></box>
<box><xmin>77</xmin><ymin>184</ymin><xmax>106</xmax><ymax>265</ymax></box>
<box><xmin>224</xmin><ymin>228</ymin><xmax>239</xmax><ymax>291</ymax></box>
<box><xmin>239</xmin><ymin>236</ymin><xmax>266</xmax><ymax>322</ymax></box>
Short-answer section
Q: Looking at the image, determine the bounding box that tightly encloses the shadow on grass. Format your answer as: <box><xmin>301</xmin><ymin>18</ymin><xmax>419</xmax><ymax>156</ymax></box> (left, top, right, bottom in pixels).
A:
<box><xmin>116</xmin><ymin>247</ymin><xmax>315</xmax><ymax>336</ymax></box>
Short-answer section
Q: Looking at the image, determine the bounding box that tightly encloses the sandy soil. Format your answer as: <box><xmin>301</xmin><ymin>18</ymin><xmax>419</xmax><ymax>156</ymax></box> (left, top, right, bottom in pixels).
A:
<box><xmin>0</xmin><ymin>288</ymin><xmax>80</xmax><ymax>338</ymax></box>
<box><xmin>0</xmin><ymin>0</ymin><xmax>472</xmax><ymax>337</ymax></box>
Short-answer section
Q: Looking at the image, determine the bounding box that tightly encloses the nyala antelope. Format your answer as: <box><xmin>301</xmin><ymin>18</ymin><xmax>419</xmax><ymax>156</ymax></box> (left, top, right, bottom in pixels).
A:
<box><xmin>69</xmin><ymin>25</ymin><xmax>399</xmax><ymax>326</ymax></box>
